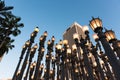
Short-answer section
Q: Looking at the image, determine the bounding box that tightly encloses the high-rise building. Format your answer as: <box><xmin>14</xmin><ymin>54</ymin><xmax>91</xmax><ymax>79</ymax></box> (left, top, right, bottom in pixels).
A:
<box><xmin>63</xmin><ymin>22</ymin><xmax>86</xmax><ymax>48</ymax></box>
<box><xmin>63</xmin><ymin>22</ymin><xmax>95</xmax><ymax>64</ymax></box>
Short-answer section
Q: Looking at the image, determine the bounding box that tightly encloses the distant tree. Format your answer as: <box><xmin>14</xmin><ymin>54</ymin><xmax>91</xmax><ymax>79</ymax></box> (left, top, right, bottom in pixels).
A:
<box><xmin>0</xmin><ymin>0</ymin><xmax>24</xmax><ymax>58</ymax></box>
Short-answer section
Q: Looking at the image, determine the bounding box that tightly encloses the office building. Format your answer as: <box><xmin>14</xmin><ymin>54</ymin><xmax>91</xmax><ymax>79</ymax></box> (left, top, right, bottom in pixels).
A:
<box><xmin>63</xmin><ymin>22</ymin><xmax>86</xmax><ymax>48</ymax></box>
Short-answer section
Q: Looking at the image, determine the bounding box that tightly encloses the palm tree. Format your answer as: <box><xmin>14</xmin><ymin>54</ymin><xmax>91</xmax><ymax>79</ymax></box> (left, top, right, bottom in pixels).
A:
<box><xmin>0</xmin><ymin>0</ymin><xmax>24</xmax><ymax>58</ymax></box>
<box><xmin>0</xmin><ymin>37</ymin><xmax>14</xmax><ymax>57</ymax></box>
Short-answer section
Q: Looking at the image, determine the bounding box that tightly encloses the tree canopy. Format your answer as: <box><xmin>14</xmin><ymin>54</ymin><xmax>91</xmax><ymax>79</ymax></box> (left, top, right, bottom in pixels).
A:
<box><xmin>0</xmin><ymin>0</ymin><xmax>24</xmax><ymax>57</ymax></box>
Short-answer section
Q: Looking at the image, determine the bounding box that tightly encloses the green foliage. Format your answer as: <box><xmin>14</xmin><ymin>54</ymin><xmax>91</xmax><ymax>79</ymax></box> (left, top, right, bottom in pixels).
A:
<box><xmin>0</xmin><ymin>0</ymin><xmax>24</xmax><ymax>57</ymax></box>
<box><xmin>0</xmin><ymin>37</ymin><xmax>15</xmax><ymax>57</ymax></box>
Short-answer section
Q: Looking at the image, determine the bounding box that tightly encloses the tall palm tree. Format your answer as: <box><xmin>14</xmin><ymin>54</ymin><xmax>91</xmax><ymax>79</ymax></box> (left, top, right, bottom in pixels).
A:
<box><xmin>0</xmin><ymin>0</ymin><xmax>24</xmax><ymax>58</ymax></box>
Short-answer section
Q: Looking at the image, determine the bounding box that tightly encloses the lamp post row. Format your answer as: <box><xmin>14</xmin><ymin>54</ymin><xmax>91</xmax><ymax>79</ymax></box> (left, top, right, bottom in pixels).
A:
<box><xmin>12</xmin><ymin>17</ymin><xmax>120</xmax><ymax>80</ymax></box>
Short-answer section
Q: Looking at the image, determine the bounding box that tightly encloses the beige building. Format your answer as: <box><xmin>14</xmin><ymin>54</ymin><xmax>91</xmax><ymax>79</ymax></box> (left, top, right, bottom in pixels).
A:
<box><xmin>63</xmin><ymin>22</ymin><xmax>85</xmax><ymax>48</ymax></box>
<box><xmin>63</xmin><ymin>22</ymin><xmax>96</xmax><ymax>65</ymax></box>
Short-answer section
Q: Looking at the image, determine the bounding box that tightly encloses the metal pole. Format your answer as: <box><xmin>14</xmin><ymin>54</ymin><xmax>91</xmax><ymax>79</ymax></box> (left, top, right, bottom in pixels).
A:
<box><xmin>101</xmin><ymin>53</ymin><xmax>115</xmax><ymax>80</ymax></box>
<box><xmin>18</xmin><ymin>30</ymin><xmax>38</xmax><ymax>80</ymax></box>
<box><xmin>24</xmin><ymin>45</ymin><xmax>37</xmax><ymax>80</ymax></box>
<box><xmin>98</xmin><ymin>30</ymin><xmax>120</xmax><ymax>79</ymax></box>
<box><xmin>93</xmin><ymin>52</ymin><xmax>105</xmax><ymax>80</ymax></box>
<box><xmin>29</xmin><ymin>62</ymin><xmax>36</xmax><ymax>80</ymax></box>
<box><xmin>12</xmin><ymin>43</ymin><xmax>27</xmax><ymax>80</ymax></box>
<box><xmin>34</xmin><ymin>34</ymin><xmax>47</xmax><ymax>80</ymax></box>
<box><xmin>18</xmin><ymin>41</ymin><xmax>32</xmax><ymax>80</ymax></box>
<box><xmin>112</xmin><ymin>40</ymin><xmax>120</xmax><ymax>58</ymax></box>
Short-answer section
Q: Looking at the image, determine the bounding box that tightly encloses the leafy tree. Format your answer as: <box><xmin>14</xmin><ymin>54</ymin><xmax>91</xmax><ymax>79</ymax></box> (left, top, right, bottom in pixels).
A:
<box><xmin>0</xmin><ymin>0</ymin><xmax>24</xmax><ymax>58</ymax></box>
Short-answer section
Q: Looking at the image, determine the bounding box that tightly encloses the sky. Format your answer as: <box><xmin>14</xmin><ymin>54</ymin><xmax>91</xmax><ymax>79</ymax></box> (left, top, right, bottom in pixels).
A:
<box><xmin>0</xmin><ymin>0</ymin><xmax>120</xmax><ymax>79</ymax></box>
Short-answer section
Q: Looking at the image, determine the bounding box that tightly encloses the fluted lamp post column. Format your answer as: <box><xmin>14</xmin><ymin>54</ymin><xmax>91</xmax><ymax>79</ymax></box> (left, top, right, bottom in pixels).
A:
<box><xmin>60</xmin><ymin>40</ymin><xmax>68</xmax><ymax>80</ymax></box>
<box><xmin>45</xmin><ymin>36</ymin><xmax>55</xmax><ymax>80</ymax></box>
<box><xmin>24</xmin><ymin>43</ymin><xmax>38</xmax><ymax>80</ymax></box>
<box><xmin>29</xmin><ymin>61</ymin><xmax>36</xmax><ymax>80</ymax></box>
<box><xmin>92</xmin><ymin>33</ymin><xmax>114</xmax><ymax>79</ymax></box>
<box><xmin>82</xmin><ymin>25</ymin><xmax>106</xmax><ymax>80</ymax></box>
<box><xmin>89</xmin><ymin>17</ymin><xmax>120</xmax><ymax>79</ymax></box>
<box><xmin>104</xmin><ymin>29</ymin><xmax>120</xmax><ymax>58</ymax></box>
<box><xmin>34</xmin><ymin>31</ymin><xmax>47</xmax><ymax>80</ymax></box>
<box><xmin>18</xmin><ymin>27</ymin><xmax>39</xmax><ymax>80</ymax></box>
<box><xmin>37</xmin><ymin>63</ymin><xmax>44</xmax><ymax>79</ymax></box>
<box><xmin>51</xmin><ymin>56</ymin><xmax>56</xmax><ymax>80</ymax></box>
<box><xmin>12</xmin><ymin>40</ymin><xmax>29</xmax><ymax>80</ymax></box>
<box><xmin>63</xmin><ymin>40</ymin><xmax>69</xmax><ymax>80</ymax></box>
<box><xmin>73</xmin><ymin>33</ymin><xmax>94</xmax><ymax>80</ymax></box>
<box><xmin>66</xmin><ymin>48</ymin><xmax>71</xmax><ymax>80</ymax></box>
<box><xmin>68</xmin><ymin>47</ymin><xmax>78</xmax><ymax>80</ymax></box>
<box><xmin>55</xmin><ymin>44</ymin><xmax>62</xmax><ymax>80</ymax></box>
<box><xmin>91</xmin><ymin>44</ymin><xmax>106</xmax><ymax>80</ymax></box>
<box><xmin>73</xmin><ymin>34</ymin><xmax>87</xmax><ymax>80</ymax></box>
<box><xmin>72</xmin><ymin>44</ymin><xmax>86</xmax><ymax>80</ymax></box>
<box><xmin>36</xmin><ymin>49</ymin><xmax>45</xmax><ymax>79</ymax></box>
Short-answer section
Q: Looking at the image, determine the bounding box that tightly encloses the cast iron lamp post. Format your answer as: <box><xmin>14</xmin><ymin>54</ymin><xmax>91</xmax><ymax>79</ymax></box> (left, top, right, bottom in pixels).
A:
<box><xmin>45</xmin><ymin>36</ymin><xmax>55</xmax><ymax>80</ymax></box>
<box><xmin>92</xmin><ymin>33</ymin><xmax>114</xmax><ymax>80</ymax></box>
<box><xmin>72</xmin><ymin>44</ymin><xmax>86</xmax><ymax>80</ymax></box>
<box><xmin>34</xmin><ymin>31</ymin><xmax>47</xmax><ymax>80</ymax></box>
<box><xmin>24</xmin><ymin>43</ymin><xmax>38</xmax><ymax>80</ymax></box>
<box><xmin>90</xmin><ymin>44</ymin><xmax>106</xmax><ymax>80</ymax></box>
<box><xmin>37</xmin><ymin>63</ymin><xmax>44</xmax><ymax>79</ymax></box>
<box><xmin>73</xmin><ymin>32</ymin><xmax>94</xmax><ymax>80</ymax></box>
<box><xmin>82</xmin><ymin>25</ymin><xmax>106</xmax><ymax>80</ymax></box>
<box><xmin>55</xmin><ymin>43</ymin><xmax>62</xmax><ymax>80</ymax></box>
<box><xmin>60</xmin><ymin>39</ymin><xmax>68</xmax><ymax>80</ymax></box>
<box><xmin>104</xmin><ymin>29</ymin><xmax>120</xmax><ymax>58</ymax></box>
<box><xmin>89</xmin><ymin>17</ymin><xmax>120</xmax><ymax>79</ymax></box>
<box><xmin>73</xmin><ymin>33</ymin><xmax>88</xmax><ymax>80</ymax></box>
<box><xmin>12</xmin><ymin>40</ymin><xmax>29</xmax><ymax>80</ymax></box>
<box><xmin>51</xmin><ymin>55</ymin><xmax>56</xmax><ymax>80</ymax></box>
<box><xmin>67</xmin><ymin>46</ymin><xmax>78</xmax><ymax>80</ymax></box>
<box><xmin>92</xmin><ymin>34</ymin><xmax>115</xmax><ymax>79</ymax></box>
<box><xmin>29</xmin><ymin>61</ymin><xmax>36</xmax><ymax>80</ymax></box>
<box><xmin>18</xmin><ymin>27</ymin><xmax>39</xmax><ymax>80</ymax></box>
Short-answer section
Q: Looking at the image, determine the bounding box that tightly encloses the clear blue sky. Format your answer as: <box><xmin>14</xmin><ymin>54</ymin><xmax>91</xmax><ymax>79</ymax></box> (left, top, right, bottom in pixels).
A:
<box><xmin>0</xmin><ymin>0</ymin><xmax>120</xmax><ymax>79</ymax></box>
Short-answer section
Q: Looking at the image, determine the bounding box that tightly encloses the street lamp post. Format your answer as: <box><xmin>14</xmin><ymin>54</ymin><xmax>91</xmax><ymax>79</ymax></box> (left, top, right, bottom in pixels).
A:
<box><xmin>89</xmin><ymin>17</ymin><xmax>120</xmax><ymax>79</ymax></box>
<box><xmin>92</xmin><ymin>33</ymin><xmax>115</xmax><ymax>79</ymax></box>
<box><xmin>18</xmin><ymin>27</ymin><xmax>39</xmax><ymax>80</ymax></box>
<box><xmin>33</xmin><ymin>31</ymin><xmax>47</xmax><ymax>80</ymax></box>
<box><xmin>73</xmin><ymin>34</ymin><xmax>85</xmax><ymax>80</ymax></box>
<box><xmin>68</xmin><ymin>47</ymin><xmax>78</xmax><ymax>80</ymax></box>
<box><xmin>104</xmin><ymin>29</ymin><xmax>120</xmax><ymax>58</ymax></box>
<box><xmin>55</xmin><ymin>44</ymin><xmax>62</xmax><ymax>80</ymax></box>
<box><xmin>37</xmin><ymin>63</ymin><xmax>44</xmax><ymax>79</ymax></box>
<box><xmin>60</xmin><ymin>40</ymin><xmax>68</xmax><ymax>80</ymax></box>
<box><xmin>100</xmin><ymin>52</ymin><xmax>115</xmax><ymax>80</ymax></box>
<box><xmin>90</xmin><ymin>44</ymin><xmax>106</xmax><ymax>80</ymax></box>
<box><xmin>73</xmin><ymin>33</ymin><xmax>94</xmax><ymax>80</ymax></box>
<box><xmin>82</xmin><ymin>25</ymin><xmax>104</xmax><ymax>80</ymax></box>
<box><xmin>51</xmin><ymin>55</ymin><xmax>56</xmax><ymax>80</ymax></box>
<box><xmin>29</xmin><ymin>61</ymin><xmax>36</xmax><ymax>80</ymax></box>
<box><xmin>12</xmin><ymin>40</ymin><xmax>29</xmax><ymax>80</ymax></box>
<box><xmin>72</xmin><ymin>42</ymin><xmax>87</xmax><ymax>80</ymax></box>
<box><xmin>45</xmin><ymin>36</ymin><xmax>55</xmax><ymax>80</ymax></box>
<box><xmin>24</xmin><ymin>43</ymin><xmax>38</xmax><ymax>80</ymax></box>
